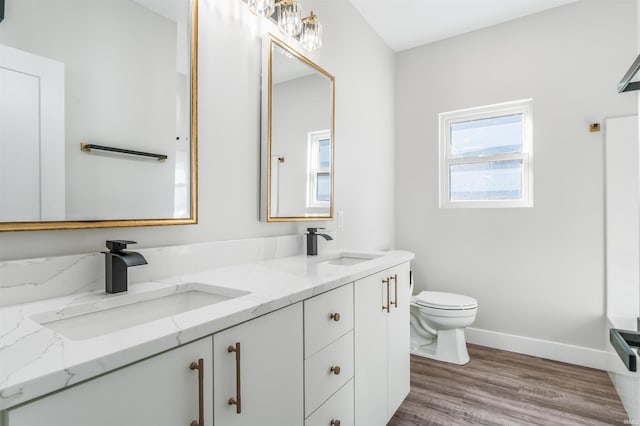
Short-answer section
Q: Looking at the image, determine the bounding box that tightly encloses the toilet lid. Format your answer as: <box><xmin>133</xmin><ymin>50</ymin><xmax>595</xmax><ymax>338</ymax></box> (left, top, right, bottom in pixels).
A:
<box><xmin>414</xmin><ymin>291</ymin><xmax>477</xmax><ymax>309</ymax></box>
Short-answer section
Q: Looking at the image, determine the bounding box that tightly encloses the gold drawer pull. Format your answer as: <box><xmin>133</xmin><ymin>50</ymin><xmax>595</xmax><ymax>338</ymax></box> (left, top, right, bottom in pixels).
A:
<box><xmin>228</xmin><ymin>342</ymin><xmax>242</xmax><ymax>414</ymax></box>
<box><xmin>330</xmin><ymin>312</ymin><xmax>341</xmax><ymax>322</ymax></box>
<box><xmin>382</xmin><ymin>277</ymin><xmax>390</xmax><ymax>312</ymax></box>
<box><xmin>330</xmin><ymin>420</ymin><xmax>341</xmax><ymax>426</ymax></box>
<box><xmin>189</xmin><ymin>358</ymin><xmax>204</xmax><ymax>426</ymax></box>
<box><xmin>330</xmin><ymin>365</ymin><xmax>341</xmax><ymax>375</ymax></box>
<box><xmin>389</xmin><ymin>274</ymin><xmax>398</xmax><ymax>308</ymax></box>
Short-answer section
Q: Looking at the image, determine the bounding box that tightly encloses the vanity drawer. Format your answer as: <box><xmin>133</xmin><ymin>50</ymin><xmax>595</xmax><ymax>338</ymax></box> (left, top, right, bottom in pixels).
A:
<box><xmin>305</xmin><ymin>330</ymin><xmax>354</xmax><ymax>417</ymax></box>
<box><xmin>304</xmin><ymin>283</ymin><xmax>353</xmax><ymax>358</ymax></box>
<box><xmin>305</xmin><ymin>379</ymin><xmax>354</xmax><ymax>426</ymax></box>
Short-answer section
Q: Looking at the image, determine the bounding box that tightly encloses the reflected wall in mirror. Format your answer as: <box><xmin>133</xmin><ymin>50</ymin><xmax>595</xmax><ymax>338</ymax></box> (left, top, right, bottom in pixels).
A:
<box><xmin>261</xmin><ymin>34</ymin><xmax>335</xmax><ymax>222</ymax></box>
<box><xmin>0</xmin><ymin>0</ymin><xmax>198</xmax><ymax>231</ymax></box>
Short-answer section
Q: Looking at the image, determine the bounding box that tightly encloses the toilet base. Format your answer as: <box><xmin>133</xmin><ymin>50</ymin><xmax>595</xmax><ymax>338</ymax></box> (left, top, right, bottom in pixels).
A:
<box><xmin>410</xmin><ymin>328</ymin><xmax>470</xmax><ymax>365</ymax></box>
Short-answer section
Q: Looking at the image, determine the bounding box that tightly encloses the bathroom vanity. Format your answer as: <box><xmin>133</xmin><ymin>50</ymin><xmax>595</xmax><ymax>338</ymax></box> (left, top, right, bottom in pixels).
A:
<box><xmin>0</xmin><ymin>239</ymin><xmax>413</xmax><ymax>426</ymax></box>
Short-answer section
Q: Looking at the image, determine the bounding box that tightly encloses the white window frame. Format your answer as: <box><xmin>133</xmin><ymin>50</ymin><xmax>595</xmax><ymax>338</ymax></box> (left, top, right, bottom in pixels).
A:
<box><xmin>307</xmin><ymin>129</ymin><xmax>331</xmax><ymax>208</ymax></box>
<box><xmin>439</xmin><ymin>99</ymin><xmax>533</xmax><ymax>208</ymax></box>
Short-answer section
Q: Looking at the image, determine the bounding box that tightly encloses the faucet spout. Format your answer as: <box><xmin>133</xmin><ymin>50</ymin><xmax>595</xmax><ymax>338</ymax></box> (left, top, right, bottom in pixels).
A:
<box><xmin>306</xmin><ymin>228</ymin><xmax>332</xmax><ymax>256</ymax></box>
<box><xmin>103</xmin><ymin>240</ymin><xmax>147</xmax><ymax>294</ymax></box>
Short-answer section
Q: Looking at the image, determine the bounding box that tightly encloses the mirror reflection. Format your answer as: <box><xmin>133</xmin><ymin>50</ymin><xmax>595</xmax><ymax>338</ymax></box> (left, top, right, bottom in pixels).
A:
<box><xmin>0</xmin><ymin>0</ymin><xmax>196</xmax><ymax>230</ymax></box>
<box><xmin>262</xmin><ymin>34</ymin><xmax>334</xmax><ymax>221</ymax></box>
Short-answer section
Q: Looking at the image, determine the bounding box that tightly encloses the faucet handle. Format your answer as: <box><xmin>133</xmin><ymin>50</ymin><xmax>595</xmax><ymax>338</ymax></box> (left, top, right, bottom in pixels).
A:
<box><xmin>106</xmin><ymin>240</ymin><xmax>137</xmax><ymax>253</ymax></box>
<box><xmin>306</xmin><ymin>227</ymin><xmax>326</xmax><ymax>234</ymax></box>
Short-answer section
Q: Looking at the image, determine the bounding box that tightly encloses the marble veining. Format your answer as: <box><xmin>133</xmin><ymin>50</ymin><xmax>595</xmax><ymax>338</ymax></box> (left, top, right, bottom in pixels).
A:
<box><xmin>0</xmin><ymin>243</ymin><xmax>413</xmax><ymax>411</ymax></box>
<box><xmin>0</xmin><ymin>235</ymin><xmax>302</xmax><ymax>307</ymax></box>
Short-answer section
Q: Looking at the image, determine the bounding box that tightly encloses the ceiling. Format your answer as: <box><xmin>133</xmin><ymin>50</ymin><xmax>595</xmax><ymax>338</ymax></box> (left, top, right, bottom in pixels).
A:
<box><xmin>347</xmin><ymin>0</ymin><xmax>579</xmax><ymax>52</ymax></box>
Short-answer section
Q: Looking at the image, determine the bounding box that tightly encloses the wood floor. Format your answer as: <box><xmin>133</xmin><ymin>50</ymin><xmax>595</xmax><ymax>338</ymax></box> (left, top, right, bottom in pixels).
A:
<box><xmin>389</xmin><ymin>344</ymin><xmax>628</xmax><ymax>426</ymax></box>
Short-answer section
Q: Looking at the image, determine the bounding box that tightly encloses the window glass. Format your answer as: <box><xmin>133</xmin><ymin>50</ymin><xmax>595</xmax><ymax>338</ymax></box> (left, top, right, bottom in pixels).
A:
<box><xmin>317</xmin><ymin>173</ymin><xmax>331</xmax><ymax>202</ymax></box>
<box><xmin>450</xmin><ymin>114</ymin><xmax>522</xmax><ymax>159</ymax></box>
<box><xmin>319</xmin><ymin>139</ymin><xmax>331</xmax><ymax>168</ymax></box>
<box><xmin>449</xmin><ymin>160</ymin><xmax>523</xmax><ymax>201</ymax></box>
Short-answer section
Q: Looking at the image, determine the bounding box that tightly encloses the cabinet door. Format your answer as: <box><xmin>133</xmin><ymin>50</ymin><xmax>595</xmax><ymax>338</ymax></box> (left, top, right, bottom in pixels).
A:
<box><xmin>213</xmin><ymin>303</ymin><xmax>303</xmax><ymax>426</ymax></box>
<box><xmin>354</xmin><ymin>271</ymin><xmax>388</xmax><ymax>426</ymax></box>
<box><xmin>6</xmin><ymin>337</ymin><xmax>213</xmax><ymax>426</ymax></box>
<box><xmin>386</xmin><ymin>262</ymin><xmax>411</xmax><ymax>420</ymax></box>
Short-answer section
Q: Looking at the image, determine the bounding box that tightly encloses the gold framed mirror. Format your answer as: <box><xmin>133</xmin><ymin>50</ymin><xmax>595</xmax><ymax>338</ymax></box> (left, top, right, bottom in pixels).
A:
<box><xmin>261</xmin><ymin>34</ymin><xmax>335</xmax><ymax>222</ymax></box>
<box><xmin>0</xmin><ymin>0</ymin><xmax>198</xmax><ymax>231</ymax></box>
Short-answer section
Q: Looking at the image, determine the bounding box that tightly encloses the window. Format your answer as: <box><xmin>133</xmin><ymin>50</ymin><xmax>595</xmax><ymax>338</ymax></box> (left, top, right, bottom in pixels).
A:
<box><xmin>439</xmin><ymin>99</ymin><xmax>532</xmax><ymax>208</ymax></box>
<box><xmin>307</xmin><ymin>130</ymin><xmax>331</xmax><ymax>207</ymax></box>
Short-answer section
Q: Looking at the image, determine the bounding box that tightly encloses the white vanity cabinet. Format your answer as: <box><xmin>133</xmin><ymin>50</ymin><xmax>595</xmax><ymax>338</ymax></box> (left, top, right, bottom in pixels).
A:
<box><xmin>213</xmin><ymin>302</ymin><xmax>304</xmax><ymax>426</ymax></box>
<box><xmin>0</xmin><ymin>255</ymin><xmax>414</xmax><ymax>426</ymax></box>
<box><xmin>5</xmin><ymin>337</ymin><xmax>213</xmax><ymax>426</ymax></box>
<box><xmin>303</xmin><ymin>283</ymin><xmax>354</xmax><ymax>425</ymax></box>
<box><xmin>354</xmin><ymin>262</ymin><xmax>411</xmax><ymax>425</ymax></box>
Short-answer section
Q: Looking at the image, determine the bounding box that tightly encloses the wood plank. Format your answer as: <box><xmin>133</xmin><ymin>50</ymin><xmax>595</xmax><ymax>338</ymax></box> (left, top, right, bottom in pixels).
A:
<box><xmin>388</xmin><ymin>344</ymin><xmax>628</xmax><ymax>425</ymax></box>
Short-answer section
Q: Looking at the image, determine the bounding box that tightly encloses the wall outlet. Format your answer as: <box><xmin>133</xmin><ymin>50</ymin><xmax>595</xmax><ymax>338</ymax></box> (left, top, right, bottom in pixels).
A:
<box><xmin>337</xmin><ymin>210</ymin><xmax>344</xmax><ymax>229</ymax></box>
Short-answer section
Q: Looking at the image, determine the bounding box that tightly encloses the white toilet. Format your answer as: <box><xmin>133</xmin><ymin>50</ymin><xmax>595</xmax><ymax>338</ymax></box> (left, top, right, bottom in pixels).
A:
<box><xmin>410</xmin><ymin>291</ymin><xmax>478</xmax><ymax>365</ymax></box>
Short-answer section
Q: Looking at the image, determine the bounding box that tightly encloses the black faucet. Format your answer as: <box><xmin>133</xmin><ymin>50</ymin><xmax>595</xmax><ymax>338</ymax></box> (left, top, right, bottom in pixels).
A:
<box><xmin>306</xmin><ymin>228</ymin><xmax>333</xmax><ymax>256</ymax></box>
<box><xmin>103</xmin><ymin>240</ymin><xmax>147</xmax><ymax>293</ymax></box>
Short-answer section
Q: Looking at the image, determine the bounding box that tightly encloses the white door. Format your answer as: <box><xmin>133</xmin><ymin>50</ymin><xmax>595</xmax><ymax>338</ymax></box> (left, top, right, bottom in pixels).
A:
<box><xmin>0</xmin><ymin>44</ymin><xmax>65</xmax><ymax>221</ymax></box>
<box><xmin>213</xmin><ymin>303</ymin><xmax>304</xmax><ymax>426</ymax></box>
<box><xmin>7</xmin><ymin>337</ymin><xmax>213</xmax><ymax>426</ymax></box>
<box><xmin>386</xmin><ymin>262</ymin><xmax>411</xmax><ymax>420</ymax></box>
<box><xmin>354</xmin><ymin>271</ymin><xmax>388</xmax><ymax>426</ymax></box>
<box><xmin>604</xmin><ymin>115</ymin><xmax>640</xmax><ymax>320</ymax></box>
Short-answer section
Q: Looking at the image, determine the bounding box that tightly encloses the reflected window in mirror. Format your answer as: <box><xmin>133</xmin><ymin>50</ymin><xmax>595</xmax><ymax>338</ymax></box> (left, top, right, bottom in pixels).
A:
<box><xmin>308</xmin><ymin>130</ymin><xmax>331</xmax><ymax>208</ymax></box>
<box><xmin>261</xmin><ymin>34</ymin><xmax>335</xmax><ymax>222</ymax></box>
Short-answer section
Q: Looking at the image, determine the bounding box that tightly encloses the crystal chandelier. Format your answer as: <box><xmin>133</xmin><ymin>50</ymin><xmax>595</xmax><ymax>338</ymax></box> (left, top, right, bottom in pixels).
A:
<box><xmin>243</xmin><ymin>0</ymin><xmax>322</xmax><ymax>51</ymax></box>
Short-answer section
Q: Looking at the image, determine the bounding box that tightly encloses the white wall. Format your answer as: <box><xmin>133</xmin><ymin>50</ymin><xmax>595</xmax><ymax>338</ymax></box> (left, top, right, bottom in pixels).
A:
<box><xmin>395</xmin><ymin>0</ymin><xmax>637</xmax><ymax>351</ymax></box>
<box><xmin>0</xmin><ymin>0</ymin><xmax>395</xmax><ymax>260</ymax></box>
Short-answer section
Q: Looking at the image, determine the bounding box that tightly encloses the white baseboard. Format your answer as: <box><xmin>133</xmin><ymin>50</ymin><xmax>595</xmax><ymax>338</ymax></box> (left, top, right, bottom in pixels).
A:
<box><xmin>465</xmin><ymin>327</ymin><xmax>608</xmax><ymax>370</ymax></box>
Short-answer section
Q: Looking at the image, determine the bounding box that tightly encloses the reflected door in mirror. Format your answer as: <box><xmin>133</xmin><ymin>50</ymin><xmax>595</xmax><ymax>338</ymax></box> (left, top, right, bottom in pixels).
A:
<box><xmin>0</xmin><ymin>0</ymin><xmax>197</xmax><ymax>230</ymax></box>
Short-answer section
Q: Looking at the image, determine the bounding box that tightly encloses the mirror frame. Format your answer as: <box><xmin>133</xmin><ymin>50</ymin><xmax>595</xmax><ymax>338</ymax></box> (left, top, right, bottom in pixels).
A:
<box><xmin>261</xmin><ymin>33</ymin><xmax>335</xmax><ymax>222</ymax></box>
<box><xmin>0</xmin><ymin>0</ymin><xmax>198</xmax><ymax>232</ymax></box>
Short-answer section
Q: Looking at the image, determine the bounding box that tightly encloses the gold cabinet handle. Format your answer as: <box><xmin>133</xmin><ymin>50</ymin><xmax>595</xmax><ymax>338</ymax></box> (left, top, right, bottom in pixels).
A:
<box><xmin>227</xmin><ymin>342</ymin><xmax>242</xmax><ymax>414</ymax></box>
<box><xmin>389</xmin><ymin>274</ymin><xmax>398</xmax><ymax>309</ymax></box>
<box><xmin>330</xmin><ymin>420</ymin><xmax>341</xmax><ymax>426</ymax></box>
<box><xmin>330</xmin><ymin>312</ymin><xmax>341</xmax><ymax>322</ymax></box>
<box><xmin>330</xmin><ymin>365</ymin><xmax>341</xmax><ymax>375</ymax></box>
<box><xmin>382</xmin><ymin>277</ymin><xmax>390</xmax><ymax>312</ymax></box>
<box><xmin>189</xmin><ymin>358</ymin><xmax>204</xmax><ymax>426</ymax></box>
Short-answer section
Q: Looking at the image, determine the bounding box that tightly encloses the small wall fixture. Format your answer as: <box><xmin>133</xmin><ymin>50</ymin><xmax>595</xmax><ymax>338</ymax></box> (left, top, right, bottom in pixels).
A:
<box><xmin>0</xmin><ymin>0</ymin><xmax>5</xmax><ymax>23</ymax></box>
<box><xmin>243</xmin><ymin>0</ymin><xmax>322</xmax><ymax>51</ymax></box>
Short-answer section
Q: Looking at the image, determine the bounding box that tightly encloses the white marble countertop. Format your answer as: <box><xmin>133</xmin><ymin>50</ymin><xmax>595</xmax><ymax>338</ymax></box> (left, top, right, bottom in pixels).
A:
<box><xmin>0</xmin><ymin>249</ymin><xmax>413</xmax><ymax>411</ymax></box>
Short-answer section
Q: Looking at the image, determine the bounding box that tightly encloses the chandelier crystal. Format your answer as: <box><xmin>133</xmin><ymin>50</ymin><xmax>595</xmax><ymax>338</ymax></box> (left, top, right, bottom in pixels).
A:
<box><xmin>277</xmin><ymin>0</ymin><xmax>302</xmax><ymax>36</ymax></box>
<box><xmin>299</xmin><ymin>11</ymin><xmax>322</xmax><ymax>51</ymax></box>
<box><xmin>248</xmin><ymin>0</ymin><xmax>275</xmax><ymax>17</ymax></box>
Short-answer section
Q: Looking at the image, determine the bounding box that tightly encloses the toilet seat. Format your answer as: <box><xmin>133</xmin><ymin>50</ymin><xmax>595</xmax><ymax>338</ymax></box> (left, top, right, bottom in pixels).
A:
<box><xmin>413</xmin><ymin>291</ymin><xmax>477</xmax><ymax>310</ymax></box>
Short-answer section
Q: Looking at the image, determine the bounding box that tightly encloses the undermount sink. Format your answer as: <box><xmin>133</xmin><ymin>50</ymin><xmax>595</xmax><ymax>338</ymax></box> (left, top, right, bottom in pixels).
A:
<box><xmin>31</xmin><ymin>283</ymin><xmax>249</xmax><ymax>341</ymax></box>
<box><xmin>317</xmin><ymin>253</ymin><xmax>382</xmax><ymax>266</ymax></box>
